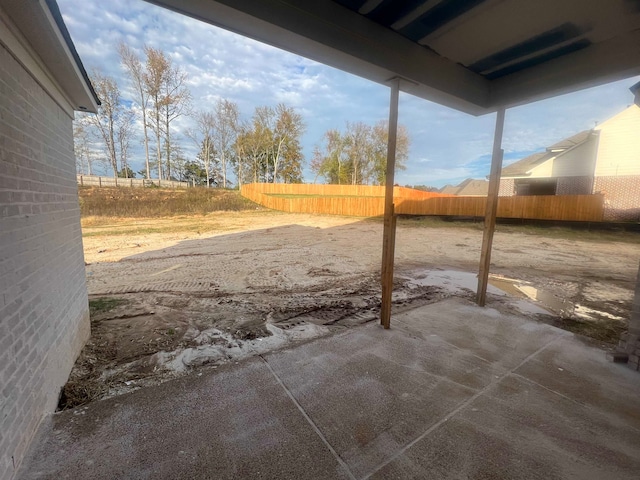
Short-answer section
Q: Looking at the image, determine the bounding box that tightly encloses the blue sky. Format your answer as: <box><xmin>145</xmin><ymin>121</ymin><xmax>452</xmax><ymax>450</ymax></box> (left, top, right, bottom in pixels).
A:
<box><xmin>59</xmin><ymin>0</ymin><xmax>639</xmax><ymax>187</ymax></box>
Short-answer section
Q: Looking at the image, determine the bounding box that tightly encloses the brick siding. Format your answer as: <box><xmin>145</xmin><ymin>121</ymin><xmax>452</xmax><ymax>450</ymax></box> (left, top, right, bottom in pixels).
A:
<box><xmin>556</xmin><ymin>176</ymin><xmax>593</xmax><ymax>195</ymax></box>
<box><xmin>498</xmin><ymin>178</ymin><xmax>515</xmax><ymax>196</ymax></box>
<box><xmin>594</xmin><ymin>175</ymin><xmax>640</xmax><ymax>221</ymax></box>
<box><xmin>0</xmin><ymin>44</ymin><xmax>90</xmax><ymax>479</ymax></box>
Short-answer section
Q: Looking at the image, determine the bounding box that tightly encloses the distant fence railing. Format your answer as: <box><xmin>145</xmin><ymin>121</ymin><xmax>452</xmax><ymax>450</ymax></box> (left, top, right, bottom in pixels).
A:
<box><xmin>77</xmin><ymin>174</ymin><xmax>191</xmax><ymax>189</ymax></box>
<box><xmin>240</xmin><ymin>183</ymin><xmax>605</xmax><ymax>221</ymax></box>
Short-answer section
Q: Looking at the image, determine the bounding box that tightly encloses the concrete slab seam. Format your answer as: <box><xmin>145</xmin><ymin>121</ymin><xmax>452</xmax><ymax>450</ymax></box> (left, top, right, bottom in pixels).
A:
<box><xmin>380</xmin><ymin>354</ymin><xmax>479</xmax><ymax>395</ymax></box>
<box><xmin>393</xmin><ymin>317</ymin><xmax>495</xmax><ymax>365</ymax></box>
<box><xmin>259</xmin><ymin>355</ymin><xmax>357</xmax><ymax>480</ymax></box>
<box><xmin>511</xmin><ymin>372</ymin><xmax>640</xmax><ymax>435</ymax></box>
<box><xmin>360</xmin><ymin>333</ymin><xmax>564</xmax><ymax>479</ymax></box>
<box><xmin>510</xmin><ymin>372</ymin><xmax>587</xmax><ymax>408</ymax></box>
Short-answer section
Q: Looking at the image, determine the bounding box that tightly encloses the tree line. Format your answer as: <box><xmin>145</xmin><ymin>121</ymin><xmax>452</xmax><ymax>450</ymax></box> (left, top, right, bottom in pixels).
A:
<box><xmin>310</xmin><ymin>121</ymin><xmax>409</xmax><ymax>185</ymax></box>
<box><xmin>74</xmin><ymin>43</ymin><xmax>410</xmax><ymax>187</ymax></box>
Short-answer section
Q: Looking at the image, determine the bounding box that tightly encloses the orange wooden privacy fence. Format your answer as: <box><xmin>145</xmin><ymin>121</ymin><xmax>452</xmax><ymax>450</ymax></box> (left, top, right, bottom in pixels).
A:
<box><xmin>241</xmin><ymin>183</ymin><xmax>605</xmax><ymax>221</ymax></box>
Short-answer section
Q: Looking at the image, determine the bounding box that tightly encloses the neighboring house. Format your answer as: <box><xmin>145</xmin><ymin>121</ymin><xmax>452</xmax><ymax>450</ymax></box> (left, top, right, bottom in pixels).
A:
<box><xmin>0</xmin><ymin>1</ymin><xmax>98</xmax><ymax>478</ymax></box>
<box><xmin>440</xmin><ymin>178</ymin><xmax>489</xmax><ymax>196</ymax></box>
<box><xmin>499</xmin><ymin>105</ymin><xmax>640</xmax><ymax>221</ymax></box>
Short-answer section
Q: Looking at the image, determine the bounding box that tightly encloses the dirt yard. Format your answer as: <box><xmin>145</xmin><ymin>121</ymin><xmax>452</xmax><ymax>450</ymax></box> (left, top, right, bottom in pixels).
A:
<box><xmin>61</xmin><ymin>210</ymin><xmax>640</xmax><ymax>408</ymax></box>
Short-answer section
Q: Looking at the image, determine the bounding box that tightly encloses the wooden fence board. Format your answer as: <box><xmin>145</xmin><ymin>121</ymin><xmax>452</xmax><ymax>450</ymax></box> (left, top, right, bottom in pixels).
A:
<box><xmin>240</xmin><ymin>183</ymin><xmax>604</xmax><ymax>222</ymax></box>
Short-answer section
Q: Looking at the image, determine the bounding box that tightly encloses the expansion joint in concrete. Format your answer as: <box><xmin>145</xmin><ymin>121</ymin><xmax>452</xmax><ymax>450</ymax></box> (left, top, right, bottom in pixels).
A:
<box><xmin>360</xmin><ymin>333</ymin><xmax>564</xmax><ymax>479</ymax></box>
<box><xmin>259</xmin><ymin>355</ymin><xmax>357</xmax><ymax>480</ymax></box>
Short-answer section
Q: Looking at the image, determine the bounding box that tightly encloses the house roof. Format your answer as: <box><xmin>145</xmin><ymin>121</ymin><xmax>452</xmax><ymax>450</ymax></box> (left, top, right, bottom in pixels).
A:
<box><xmin>547</xmin><ymin>129</ymin><xmax>592</xmax><ymax>152</ymax></box>
<box><xmin>439</xmin><ymin>184</ymin><xmax>460</xmax><ymax>195</ymax></box>
<box><xmin>145</xmin><ymin>0</ymin><xmax>640</xmax><ymax>115</ymax></box>
<box><xmin>501</xmin><ymin>127</ymin><xmax>595</xmax><ymax>177</ymax></box>
<box><xmin>439</xmin><ymin>178</ymin><xmax>489</xmax><ymax>195</ymax></box>
<box><xmin>457</xmin><ymin>179</ymin><xmax>489</xmax><ymax>196</ymax></box>
<box><xmin>2</xmin><ymin>0</ymin><xmax>99</xmax><ymax>113</ymax></box>
<box><xmin>501</xmin><ymin>152</ymin><xmax>552</xmax><ymax>177</ymax></box>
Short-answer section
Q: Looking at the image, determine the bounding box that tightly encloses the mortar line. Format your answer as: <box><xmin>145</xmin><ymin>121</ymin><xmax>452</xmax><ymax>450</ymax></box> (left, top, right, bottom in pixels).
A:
<box><xmin>259</xmin><ymin>355</ymin><xmax>357</xmax><ymax>480</ymax></box>
<box><xmin>360</xmin><ymin>333</ymin><xmax>563</xmax><ymax>480</ymax></box>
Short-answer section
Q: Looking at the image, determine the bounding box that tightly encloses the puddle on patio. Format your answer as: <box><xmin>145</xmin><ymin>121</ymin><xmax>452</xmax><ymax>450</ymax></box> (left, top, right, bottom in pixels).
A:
<box><xmin>405</xmin><ymin>269</ymin><xmax>625</xmax><ymax>324</ymax></box>
<box><xmin>488</xmin><ymin>274</ymin><xmax>625</xmax><ymax>322</ymax></box>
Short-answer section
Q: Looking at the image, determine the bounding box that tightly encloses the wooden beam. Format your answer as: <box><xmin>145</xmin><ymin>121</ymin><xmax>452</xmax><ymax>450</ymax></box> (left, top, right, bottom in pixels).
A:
<box><xmin>380</xmin><ymin>78</ymin><xmax>400</xmax><ymax>329</ymax></box>
<box><xmin>476</xmin><ymin>108</ymin><xmax>506</xmax><ymax>307</ymax></box>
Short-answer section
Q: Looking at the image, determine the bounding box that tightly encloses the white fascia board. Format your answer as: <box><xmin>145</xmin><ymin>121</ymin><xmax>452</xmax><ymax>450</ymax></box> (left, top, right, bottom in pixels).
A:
<box><xmin>39</xmin><ymin>0</ymin><xmax>99</xmax><ymax>113</ymax></box>
<box><xmin>144</xmin><ymin>0</ymin><xmax>491</xmax><ymax>115</ymax></box>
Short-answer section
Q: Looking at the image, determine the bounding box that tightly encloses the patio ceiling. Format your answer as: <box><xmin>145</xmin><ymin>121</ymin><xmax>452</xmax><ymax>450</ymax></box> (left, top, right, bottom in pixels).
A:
<box><xmin>145</xmin><ymin>0</ymin><xmax>640</xmax><ymax>115</ymax></box>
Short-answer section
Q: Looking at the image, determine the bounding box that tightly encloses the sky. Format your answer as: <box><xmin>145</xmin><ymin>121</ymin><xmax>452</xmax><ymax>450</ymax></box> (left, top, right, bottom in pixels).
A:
<box><xmin>58</xmin><ymin>0</ymin><xmax>640</xmax><ymax>188</ymax></box>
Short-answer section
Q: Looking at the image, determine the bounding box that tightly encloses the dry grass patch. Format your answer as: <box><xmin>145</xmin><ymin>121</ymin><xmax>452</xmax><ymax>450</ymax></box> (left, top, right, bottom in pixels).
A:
<box><xmin>79</xmin><ymin>186</ymin><xmax>259</xmax><ymax>217</ymax></box>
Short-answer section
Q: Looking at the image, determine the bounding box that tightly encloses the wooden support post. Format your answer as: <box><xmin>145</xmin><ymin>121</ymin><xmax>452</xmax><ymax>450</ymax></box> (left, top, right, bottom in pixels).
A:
<box><xmin>380</xmin><ymin>78</ymin><xmax>400</xmax><ymax>329</ymax></box>
<box><xmin>477</xmin><ymin>108</ymin><xmax>506</xmax><ymax>306</ymax></box>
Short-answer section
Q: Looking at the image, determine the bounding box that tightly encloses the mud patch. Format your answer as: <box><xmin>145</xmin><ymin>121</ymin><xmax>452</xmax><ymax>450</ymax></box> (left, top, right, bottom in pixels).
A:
<box><xmin>68</xmin><ymin>215</ymin><xmax>637</xmax><ymax>408</ymax></box>
<box><xmin>60</xmin><ymin>278</ymin><xmax>446</xmax><ymax>410</ymax></box>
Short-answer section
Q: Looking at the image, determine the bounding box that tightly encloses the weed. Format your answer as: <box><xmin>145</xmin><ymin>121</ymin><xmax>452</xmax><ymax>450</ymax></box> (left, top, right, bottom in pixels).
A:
<box><xmin>89</xmin><ymin>297</ymin><xmax>126</xmax><ymax>316</ymax></box>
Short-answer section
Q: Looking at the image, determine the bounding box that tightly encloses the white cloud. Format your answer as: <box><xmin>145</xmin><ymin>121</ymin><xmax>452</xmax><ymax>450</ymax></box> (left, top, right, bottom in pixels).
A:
<box><xmin>59</xmin><ymin>0</ymin><xmax>640</xmax><ymax>186</ymax></box>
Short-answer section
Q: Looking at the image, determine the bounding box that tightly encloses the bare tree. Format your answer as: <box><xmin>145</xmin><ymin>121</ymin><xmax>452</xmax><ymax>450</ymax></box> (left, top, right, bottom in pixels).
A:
<box><xmin>73</xmin><ymin>117</ymin><xmax>94</xmax><ymax>175</ymax></box>
<box><xmin>212</xmin><ymin>99</ymin><xmax>239</xmax><ymax>188</ymax></box>
<box><xmin>117</xmin><ymin>107</ymin><xmax>135</xmax><ymax>178</ymax></box>
<box><xmin>118</xmin><ymin>42</ymin><xmax>151</xmax><ymax>179</ymax></box>
<box><xmin>186</xmin><ymin>111</ymin><xmax>216</xmax><ymax>187</ymax></box>
<box><xmin>143</xmin><ymin>46</ymin><xmax>169</xmax><ymax>180</ymax></box>
<box><xmin>86</xmin><ymin>69</ymin><xmax>122</xmax><ymax>178</ymax></box>
<box><xmin>161</xmin><ymin>63</ymin><xmax>191</xmax><ymax>180</ymax></box>
<box><xmin>143</xmin><ymin>47</ymin><xmax>191</xmax><ymax>180</ymax></box>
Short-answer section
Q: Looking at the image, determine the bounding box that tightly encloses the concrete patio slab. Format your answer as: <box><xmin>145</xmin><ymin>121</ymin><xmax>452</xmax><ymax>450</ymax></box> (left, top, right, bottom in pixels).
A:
<box><xmin>17</xmin><ymin>298</ymin><xmax>640</xmax><ymax>480</ymax></box>
<box><xmin>18</xmin><ymin>358</ymin><xmax>351</xmax><ymax>480</ymax></box>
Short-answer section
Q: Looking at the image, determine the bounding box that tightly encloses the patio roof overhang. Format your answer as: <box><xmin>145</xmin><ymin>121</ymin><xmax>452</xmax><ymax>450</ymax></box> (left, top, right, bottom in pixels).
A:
<box><xmin>145</xmin><ymin>0</ymin><xmax>640</xmax><ymax>327</ymax></box>
<box><xmin>144</xmin><ymin>0</ymin><xmax>640</xmax><ymax>115</ymax></box>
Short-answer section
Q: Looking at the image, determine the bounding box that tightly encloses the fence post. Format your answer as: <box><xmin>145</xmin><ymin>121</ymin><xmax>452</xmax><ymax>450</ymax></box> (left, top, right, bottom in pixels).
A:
<box><xmin>98</xmin><ymin>176</ymin><xmax>101</xmax><ymax>188</ymax></box>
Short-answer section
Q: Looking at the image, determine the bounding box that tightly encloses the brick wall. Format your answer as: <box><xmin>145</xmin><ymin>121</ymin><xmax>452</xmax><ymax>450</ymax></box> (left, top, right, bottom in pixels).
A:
<box><xmin>594</xmin><ymin>175</ymin><xmax>640</xmax><ymax>221</ymax></box>
<box><xmin>556</xmin><ymin>176</ymin><xmax>593</xmax><ymax>195</ymax></box>
<box><xmin>498</xmin><ymin>178</ymin><xmax>514</xmax><ymax>196</ymax></box>
<box><xmin>0</xmin><ymin>44</ymin><xmax>90</xmax><ymax>479</ymax></box>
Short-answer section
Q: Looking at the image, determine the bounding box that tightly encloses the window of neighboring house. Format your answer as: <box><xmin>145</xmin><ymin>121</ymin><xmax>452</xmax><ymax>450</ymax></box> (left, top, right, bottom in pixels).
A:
<box><xmin>514</xmin><ymin>178</ymin><xmax>557</xmax><ymax>196</ymax></box>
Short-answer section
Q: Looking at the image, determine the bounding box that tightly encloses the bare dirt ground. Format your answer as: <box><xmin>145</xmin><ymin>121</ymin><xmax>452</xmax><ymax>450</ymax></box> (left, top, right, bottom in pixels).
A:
<box><xmin>60</xmin><ymin>211</ymin><xmax>640</xmax><ymax>408</ymax></box>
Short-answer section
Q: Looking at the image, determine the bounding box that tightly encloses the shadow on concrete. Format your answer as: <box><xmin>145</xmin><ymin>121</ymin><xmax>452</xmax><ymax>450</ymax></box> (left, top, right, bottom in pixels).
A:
<box><xmin>18</xmin><ymin>296</ymin><xmax>640</xmax><ymax>479</ymax></box>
